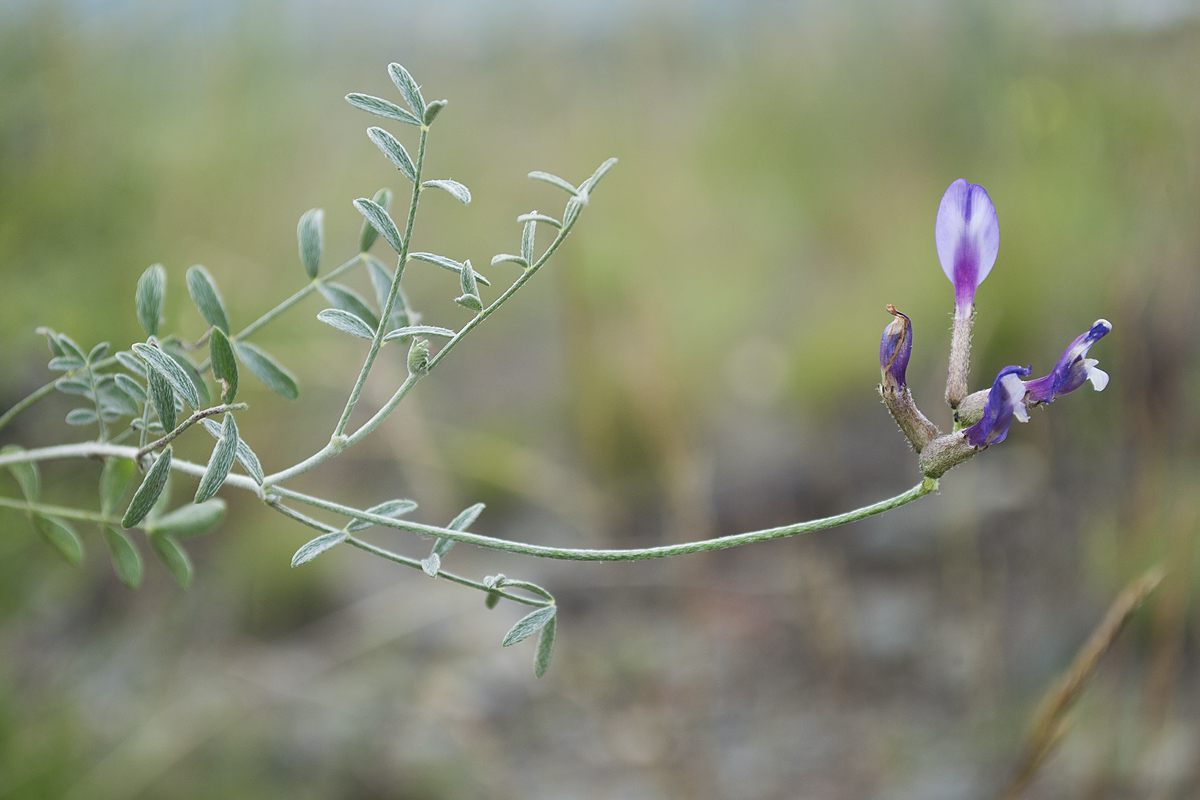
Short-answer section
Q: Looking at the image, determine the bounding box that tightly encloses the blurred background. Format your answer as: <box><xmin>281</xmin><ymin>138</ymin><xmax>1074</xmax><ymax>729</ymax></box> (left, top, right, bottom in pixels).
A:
<box><xmin>2</xmin><ymin>0</ymin><xmax>1199</xmax><ymax>797</ymax></box>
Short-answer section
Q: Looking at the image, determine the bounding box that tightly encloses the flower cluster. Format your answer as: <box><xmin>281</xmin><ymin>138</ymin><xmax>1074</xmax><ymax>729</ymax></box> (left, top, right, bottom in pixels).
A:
<box><xmin>878</xmin><ymin>179</ymin><xmax>1111</xmax><ymax>479</ymax></box>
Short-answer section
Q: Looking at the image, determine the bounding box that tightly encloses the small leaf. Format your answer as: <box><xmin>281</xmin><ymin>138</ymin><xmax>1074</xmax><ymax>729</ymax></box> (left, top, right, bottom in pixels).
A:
<box><xmin>459</xmin><ymin>258</ymin><xmax>479</xmax><ymax>298</ymax></box>
<box><xmin>533</xmin><ymin>617</ymin><xmax>557</xmax><ymax>677</ymax></box>
<box><xmin>528</xmin><ymin>171</ymin><xmax>577</xmax><ymax>195</ymax></box>
<box><xmin>115</xmin><ymin>351</ymin><xmax>146</xmax><ymax>377</ymax></box>
<box><xmin>102</xmin><ymin>525</ymin><xmax>143</xmax><ymax>589</ymax></box>
<box><xmin>200</xmin><ymin>419</ymin><xmax>263</xmax><ymax>484</ymax></box>
<box><xmin>55</xmin><ymin>377</ymin><xmax>93</xmax><ymax>396</ymax></box>
<box><xmin>422</xmin><ymin>179</ymin><xmax>470</xmax><ymax>205</ymax></box>
<box><xmin>502</xmin><ymin>605</ymin><xmax>557</xmax><ymax>647</ymax></box>
<box><xmin>359</xmin><ymin>188</ymin><xmax>393</xmax><ymax>252</ymax></box>
<box><xmin>345</xmin><ymin>93</ymin><xmax>421</xmax><ymax>126</ymax></box>
<box><xmin>408</xmin><ymin>252</ymin><xmax>491</xmax><ymax>286</ymax></box>
<box><xmin>426</xmin><ymin>502</ymin><xmax>484</xmax><ymax>568</ymax></box>
<box><xmin>149</xmin><ymin>534</ymin><xmax>192</xmax><ymax>589</ymax></box>
<box><xmin>563</xmin><ymin>196</ymin><xmax>585</xmax><ymax>229</ymax></box>
<box><xmin>144</xmin><ymin>499</ymin><xmax>225</xmax><ymax>538</ymax></box>
<box><xmin>147</xmin><ymin>471</ymin><xmax>173</xmax><ymax>523</ymax></box>
<box><xmin>484</xmin><ymin>590</ymin><xmax>501</xmax><ymax>610</ymax></box>
<box><xmin>317</xmin><ymin>309</ymin><xmax>374</xmax><ymax>340</ymax></box>
<box><xmin>114</xmin><ymin>374</ymin><xmax>147</xmax><ymax>403</ymax></box>
<box><xmin>65</xmin><ymin>408</ymin><xmax>98</xmax><ymax>426</ymax></box>
<box><xmin>194</xmin><ymin>414</ymin><xmax>238</xmax><ymax>503</ymax></box>
<box><xmin>521</xmin><ymin>219</ymin><xmax>536</xmax><ymax>265</ymax></box>
<box><xmin>147</xmin><ymin>368</ymin><xmax>176</xmax><ymax>430</ymax></box>
<box><xmin>517</xmin><ymin>211</ymin><xmax>562</xmax><ymax>229</ymax></box>
<box><xmin>161</xmin><ymin>343</ymin><xmax>212</xmax><ymax>406</ymax></box>
<box><xmin>186</xmin><ymin>265</ymin><xmax>230</xmax><ymax>334</ymax></box>
<box><xmin>353</xmin><ymin>197</ymin><xmax>404</xmax><ymax>255</ymax></box>
<box><xmin>1</xmin><ymin>445</ymin><xmax>39</xmax><ymax>501</ymax></box>
<box><xmin>98</xmin><ymin>380</ymin><xmax>140</xmax><ymax>418</ymax></box>
<box><xmin>234</xmin><ymin>342</ymin><xmax>299</xmax><ymax>400</ymax></box>
<box><xmin>490</xmin><ymin>254</ymin><xmax>529</xmax><ymax>269</ymax></box>
<box><xmin>367</xmin><ymin>127</ymin><xmax>416</xmax><ymax>182</ymax></box>
<box><xmin>449</xmin><ymin>502</ymin><xmax>485</xmax><ymax>532</ymax></box>
<box><xmin>136</xmin><ymin>264</ymin><xmax>166</xmax><ymax>337</ymax></box>
<box><xmin>365</xmin><ymin>255</ymin><xmax>410</xmax><ymax>330</ymax></box>
<box><xmin>578</xmin><ymin>157</ymin><xmax>618</xmax><ymax>196</ymax></box>
<box><xmin>56</xmin><ymin>334</ymin><xmax>87</xmax><ymax>363</ymax></box>
<box><xmin>420</xmin><ymin>553</ymin><xmax>440</xmax><ymax>577</ymax></box>
<box><xmin>47</xmin><ymin>356</ymin><xmax>85</xmax><ymax>372</ymax></box>
<box><xmin>388</xmin><ymin>62</ymin><xmax>425</xmax><ymax>117</ymax></box>
<box><xmin>455</xmin><ymin>294</ymin><xmax>483</xmax><ymax>313</ymax></box>
<box><xmin>319</xmin><ymin>283</ymin><xmax>380</xmax><ymax>331</ymax></box>
<box><xmin>132</xmin><ymin>343</ymin><xmax>200</xmax><ymax>410</ymax></box>
<box><xmin>382</xmin><ymin>325</ymin><xmax>455</xmax><ymax>343</ymax></box>
<box><xmin>292</xmin><ymin>530</ymin><xmax>349</xmax><ymax>567</ymax></box>
<box><xmin>100</xmin><ymin>457</ymin><xmax>136</xmax><ymax>516</ymax></box>
<box><xmin>39</xmin><ymin>328</ymin><xmax>66</xmax><ymax>357</ymax></box>
<box><xmin>122</xmin><ymin>446</ymin><xmax>173</xmax><ymax>529</ymax></box>
<box><xmin>297</xmin><ymin>208</ymin><xmax>324</xmax><ymax>280</ymax></box>
<box><xmin>88</xmin><ymin>342</ymin><xmax>111</xmax><ymax>363</ymax></box>
<box><xmin>423</xmin><ymin>99</ymin><xmax>446</xmax><ymax>125</ymax></box>
<box><xmin>34</xmin><ymin>515</ymin><xmax>84</xmax><ymax>566</ymax></box>
<box><xmin>408</xmin><ymin>338</ymin><xmax>430</xmax><ymax>375</ymax></box>
<box><xmin>208</xmin><ymin>327</ymin><xmax>239</xmax><ymax>403</ymax></box>
<box><xmin>345</xmin><ymin>498</ymin><xmax>419</xmax><ymax>532</ymax></box>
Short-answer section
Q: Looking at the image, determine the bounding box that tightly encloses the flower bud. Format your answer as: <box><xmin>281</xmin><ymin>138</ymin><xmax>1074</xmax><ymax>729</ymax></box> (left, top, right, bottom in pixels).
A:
<box><xmin>878</xmin><ymin>305</ymin><xmax>939</xmax><ymax>452</ymax></box>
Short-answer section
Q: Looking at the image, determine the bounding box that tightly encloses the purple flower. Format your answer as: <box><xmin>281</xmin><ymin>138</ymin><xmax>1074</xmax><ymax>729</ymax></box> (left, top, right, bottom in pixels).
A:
<box><xmin>879</xmin><ymin>304</ymin><xmax>912</xmax><ymax>389</ymax></box>
<box><xmin>1024</xmin><ymin>319</ymin><xmax>1112</xmax><ymax>405</ymax></box>
<box><xmin>964</xmin><ymin>365</ymin><xmax>1031</xmax><ymax>447</ymax></box>
<box><xmin>936</xmin><ymin>179</ymin><xmax>999</xmax><ymax>319</ymax></box>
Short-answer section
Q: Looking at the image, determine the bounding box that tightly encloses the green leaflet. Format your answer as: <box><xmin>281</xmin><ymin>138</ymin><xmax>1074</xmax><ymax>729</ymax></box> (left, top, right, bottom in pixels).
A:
<box><xmin>99</xmin><ymin>457</ymin><xmax>135</xmax><ymax>516</ymax></box>
<box><xmin>132</xmin><ymin>343</ymin><xmax>200</xmax><ymax>410</ymax></box>
<box><xmin>149</xmin><ymin>534</ymin><xmax>192</xmax><ymax>589</ymax></box>
<box><xmin>297</xmin><ymin>208</ymin><xmax>324</xmax><ymax>279</ymax></box>
<box><xmin>186</xmin><ymin>265</ymin><xmax>230</xmax><ymax>334</ymax></box>
<box><xmin>136</xmin><ymin>264</ymin><xmax>166</xmax><ymax>337</ymax></box>
<box><xmin>122</xmin><ymin>447</ymin><xmax>173</xmax><ymax>529</ymax></box>
<box><xmin>208</xmin><ymin>327</ymin><xmax>239</xmax><ymax>403</ymax></box>
<box><xmin>34</xmin><ymin>515</ymin><xmax>84</xmax><ymax>566</ymax></box>
<box><xmin>102</xmin><ymin>525</ymin><xmax>143</xmax><ymax>589</ymax></box>
<box><xmin>194</xmin><ymin>414</ymin><xmax>238</xmax><ymax>503</ymax></box>
<box><xmin>234</xmin><ymin>342</ymin><xmax>299</xmax><ymax>400</ymax></box>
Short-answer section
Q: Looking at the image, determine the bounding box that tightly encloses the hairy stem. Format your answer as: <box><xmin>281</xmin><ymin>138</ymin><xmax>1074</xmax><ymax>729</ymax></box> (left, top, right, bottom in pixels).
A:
<box><xmin>0</xmin><ymin>495</ymin><xmax>116</xmax><ymax>525</ymax></box>
<box><xmin>268</xmin><ymin>499</ymin><xmax>550</xmax><ymax>608</ymax></box>
<box><xmin>267</xmin><ymin>480</ymin><xmax>935</xmax><ymax>562</ymax></box>
<box><xmin>0</xmin><ymin>440</ymin><xmax>934</xmax><ymax>564</ymax></box>
<box><xmin>136</xmin><ymin>403</ymin><xmax>248</xmax><ymax>460</ymax></box>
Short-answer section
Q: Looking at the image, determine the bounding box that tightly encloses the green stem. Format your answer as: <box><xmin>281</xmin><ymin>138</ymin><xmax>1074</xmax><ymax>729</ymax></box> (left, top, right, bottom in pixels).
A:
<box><xmin>235</xmin><ymin>255</ymin><xmax>364</xmax><ymax>343</ymax></box>
<box><xmin>0</xmin><ymin>495</ymin><xmax>116</xmax><ymax>525</ymax></box>
<box><xmin>267</xmin><ymin>480</ymin><xmax>935</xmax><ymax>562</ymax></box>
<box><xmin>267</xmin><ymin>499</ymin><xmax>549</xmax><ymax>608</ymax></box>
<box><xmin>332</xmin><ymin>127</ymin><xmax>428</xmax><ymax>439</ymax></box>
<box><xmin>0</xmin><ymin>382</ymin><xmax>57</xmax><ymax>433</ymax></box>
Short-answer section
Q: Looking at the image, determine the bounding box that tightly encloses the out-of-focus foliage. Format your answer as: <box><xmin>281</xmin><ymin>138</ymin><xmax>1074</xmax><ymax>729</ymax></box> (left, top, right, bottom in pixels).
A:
<box><xmin>2</xmin><ymin>1</ymin><xmax>1200</xmax><ymax>797</ymax></box>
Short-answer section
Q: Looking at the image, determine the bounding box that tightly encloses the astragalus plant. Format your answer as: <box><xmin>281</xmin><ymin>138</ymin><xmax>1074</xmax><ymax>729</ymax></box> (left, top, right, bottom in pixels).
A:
<box><xmin>0</xmin><ymin>64</ymin><xmax>1110</xmax><ymax>678</ymax></box>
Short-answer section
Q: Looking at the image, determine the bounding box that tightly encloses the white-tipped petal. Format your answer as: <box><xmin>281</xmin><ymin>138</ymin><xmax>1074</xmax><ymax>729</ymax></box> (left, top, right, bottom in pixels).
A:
<box><xmin>1086</xmin><ymin>364</ymin><xmax>1109</xmax><ymax>391</ymax></box>
<box><xmin>1000</xmin><ymin>372</ymin><xmax>1030</xmax><ymax>422</ymax></box>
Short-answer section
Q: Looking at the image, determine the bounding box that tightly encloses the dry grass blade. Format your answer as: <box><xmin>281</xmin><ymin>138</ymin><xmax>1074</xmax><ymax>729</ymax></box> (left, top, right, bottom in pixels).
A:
<box><xmin>999</xmin><ymin>564</ymin><xmax>1166</xmax><ymax>800</ymax></box>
